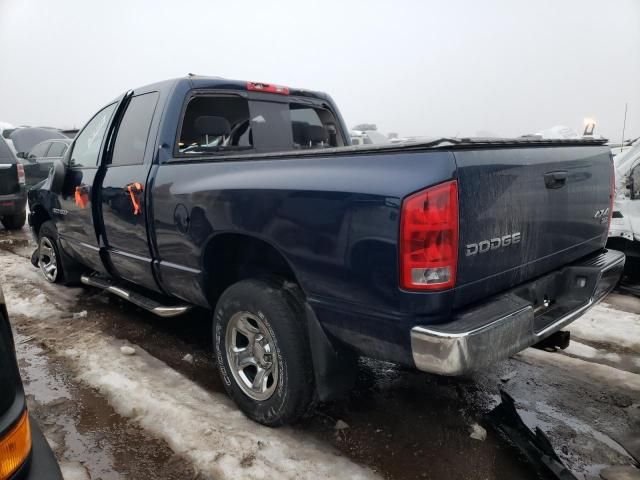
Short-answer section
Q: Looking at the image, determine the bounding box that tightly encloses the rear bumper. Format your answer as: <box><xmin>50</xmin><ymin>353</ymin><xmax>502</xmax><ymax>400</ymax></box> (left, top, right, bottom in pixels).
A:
<box><xmin>410</xmin><ymin>249</ymin><xmax>625</xmax><ymax>375</ymax></box>
<box><xmin>0</xmin><ymin>191</ymin><xmax>26</xmax><ymax>216</ymax></box>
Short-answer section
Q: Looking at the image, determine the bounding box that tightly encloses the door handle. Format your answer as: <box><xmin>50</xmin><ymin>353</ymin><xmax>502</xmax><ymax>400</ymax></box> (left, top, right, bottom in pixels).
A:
<box><xmin>544</xmin><ymin>171</ymin><xmax>568</xmax><ymax>189</ymax></box>
<box><xmin>75</xmin><ymin>185</ymin><xmax>90</xmax><ymax>208</ymax></box>
<box><xmin>126</xmin><ymin>182</ymin><xmax>144</xmax><ymax>215</ymax></box>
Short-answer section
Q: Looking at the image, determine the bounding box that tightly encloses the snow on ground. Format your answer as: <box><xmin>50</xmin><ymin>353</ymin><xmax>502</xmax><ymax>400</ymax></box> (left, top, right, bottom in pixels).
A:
<box><xmin>62</xmin><ymin>334</ymin><xmax>378</xmax><ymax>480</ymax></box>
<box><xmin>0</xmin><ymin>252</ymin><xmax>80</xmax><ymax>321</ymax></box>
<box><xmin>517</xmin><ymin>348</ymin><xmax>640</xmax><ymax>391</ymax></box>
<box><xmin>563</xmin><ymin>341</ymin><xmax>640</xmax><ymax>369</ymax></box>
<box><xmin>517</xmin><ymin>297</ymin><xmax>640</xmax><ymax>391</ymax></box>
<box><xmin>568</xmin><ymin>303</ymin><xmax>640</xmax><ymax>352</ymax></box>
<box><xmin>0</xmin><ymin>251</ymin><xmax>378</xmax><ymax>480</ymax></box>
<box><xmin>59</xmin><ymin>462</ymin><xmax>91</xmax><ymax>480</ymax></box>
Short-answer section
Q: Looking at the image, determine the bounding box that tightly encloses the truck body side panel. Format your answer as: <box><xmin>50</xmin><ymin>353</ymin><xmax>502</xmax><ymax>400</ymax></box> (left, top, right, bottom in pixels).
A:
<box><xmin>150</xmin><ymin>151</ymin><xmax>457</xmax><ymax>318</ymax></box>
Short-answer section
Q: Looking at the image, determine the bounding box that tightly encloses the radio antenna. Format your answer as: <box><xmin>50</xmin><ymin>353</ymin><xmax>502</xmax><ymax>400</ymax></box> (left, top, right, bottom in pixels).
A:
<box><xmin>621</xmin><ymin>102</ymin><xmax>628</xmax><ymax>153</ymax></box>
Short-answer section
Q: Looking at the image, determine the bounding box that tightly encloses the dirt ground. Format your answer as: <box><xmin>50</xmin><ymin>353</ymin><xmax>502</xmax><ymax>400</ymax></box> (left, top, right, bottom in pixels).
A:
<box><xmin>1</xmin><ymin>226</ymin><xmax>638</xmax><ymax>480</ymax></box>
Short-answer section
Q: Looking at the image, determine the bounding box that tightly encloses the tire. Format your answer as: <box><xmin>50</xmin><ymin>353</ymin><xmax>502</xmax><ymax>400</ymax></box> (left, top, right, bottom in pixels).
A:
<box><xmin>2</xmin><ymin>211</ymin><xmax>26</xmax><ymax>230</ymax></box>
<box><xmin>213</xmin><ymin>278</ymin><xmax>315</xmax><ymax>426</ymax></box>
<box><xmin>37</xmin><ymin>221</ymin><xmax>66</xmax><ymax>284</ymax></box>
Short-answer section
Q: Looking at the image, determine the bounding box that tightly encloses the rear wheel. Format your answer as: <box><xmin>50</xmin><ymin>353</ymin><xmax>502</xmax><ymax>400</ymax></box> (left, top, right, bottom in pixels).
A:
<box><xmin>1</xmin><ymin>211</ymin><xmax>26</xmax><ymax>230</ymax></box>
<box><xmin>213</xmin><ymin>278</ymin><xmax>315</xmax><ymax>426</ymax></box>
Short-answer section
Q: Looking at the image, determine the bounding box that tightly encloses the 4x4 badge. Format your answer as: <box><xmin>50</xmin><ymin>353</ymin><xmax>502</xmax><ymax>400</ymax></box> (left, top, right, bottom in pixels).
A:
<box><xmin>594</xmin><ymin>208</ymin><xmax>609</xmax><ymax>223</ymax></box>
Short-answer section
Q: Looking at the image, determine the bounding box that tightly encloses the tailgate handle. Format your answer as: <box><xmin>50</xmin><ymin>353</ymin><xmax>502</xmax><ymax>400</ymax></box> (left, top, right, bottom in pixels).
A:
<box><xmin>544</xmin><ymin>171</ymin><xmax>567</xmax><ymax>189</ymax></box>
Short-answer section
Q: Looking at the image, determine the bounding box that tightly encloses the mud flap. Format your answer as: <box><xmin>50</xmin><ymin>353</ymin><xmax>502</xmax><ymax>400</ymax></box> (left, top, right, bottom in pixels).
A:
<box><xmin>304</xmin><ymin>303</ymin><xmax>357</xmax><ymax>402</ymax></box>
<box><xmin>487</xmin><ymin>390</ymin><xmax>578</xmax><ymax>480</ymax></box>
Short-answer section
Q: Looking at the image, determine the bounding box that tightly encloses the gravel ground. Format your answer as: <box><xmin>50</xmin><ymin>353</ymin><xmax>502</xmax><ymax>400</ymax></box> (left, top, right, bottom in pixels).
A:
<box><xmin>1</xmin><ymin>226</ymin><xmax>638</xmax><ymax>480</ymax></box>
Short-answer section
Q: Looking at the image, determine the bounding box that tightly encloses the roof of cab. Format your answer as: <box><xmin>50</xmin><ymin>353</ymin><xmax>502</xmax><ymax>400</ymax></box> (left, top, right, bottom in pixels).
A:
<box><xmin>132</xmin><ymin>75</ymin><xmax>331</xmax><ymax>102</ymax></box>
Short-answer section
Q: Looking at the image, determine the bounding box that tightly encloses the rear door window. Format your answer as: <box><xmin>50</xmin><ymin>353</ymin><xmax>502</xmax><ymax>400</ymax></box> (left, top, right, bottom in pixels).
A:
<box><xmin>110</xmin><ymin>92</ymin><xmax>159</xmax><ymax>166</ymax></box>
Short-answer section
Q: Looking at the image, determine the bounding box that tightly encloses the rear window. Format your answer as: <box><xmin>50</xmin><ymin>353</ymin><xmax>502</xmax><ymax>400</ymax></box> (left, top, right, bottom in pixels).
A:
<box><xmin>177</xmin><ymin>94</ymin><xmax>344</xmax><ymax>156</ymax></box>
<box><xmin>289</xmin><ymin>104</ymin><xmax>342</xmax><ymax>149</ymax></box>
<box><xmin>178</xmin><ymin>95</ymin><xmax>251</xmax><ymax>155</ymax></box>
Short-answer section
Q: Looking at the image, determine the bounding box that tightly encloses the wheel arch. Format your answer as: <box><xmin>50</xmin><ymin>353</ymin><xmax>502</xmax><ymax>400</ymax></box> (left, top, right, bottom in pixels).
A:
<box><xmin>29</xmin><ymin>204</ymin><xmax>52</xmax><ymax>237</ymax></box>
<box><xmin>203</xmin><ymin>231</ymin><xmax>358</xmax><ymax>403</ymax></box>
<box><xmin>202</xmin><ymin>232</ymin><xmax>305</xmax><ymax>306</ymax></box>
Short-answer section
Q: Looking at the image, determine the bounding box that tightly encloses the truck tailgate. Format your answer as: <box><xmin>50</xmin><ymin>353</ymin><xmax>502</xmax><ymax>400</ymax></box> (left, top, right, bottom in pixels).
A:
<box><xmin>453</xmin><ymin>145</ymin><xmax>612</xmax><ymax>308</ymax></box>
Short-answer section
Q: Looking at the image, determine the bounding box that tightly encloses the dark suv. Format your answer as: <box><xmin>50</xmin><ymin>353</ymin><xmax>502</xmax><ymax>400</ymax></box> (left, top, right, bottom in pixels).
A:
<box><xmin>0</xmin><ymin>136</ymin><xmax>26</xmax><ymax>230</ymax></box>
<box><xmin>0</xmin><ymin>284</ymin><xmax>62</xmax><ymax>479</ymax></box>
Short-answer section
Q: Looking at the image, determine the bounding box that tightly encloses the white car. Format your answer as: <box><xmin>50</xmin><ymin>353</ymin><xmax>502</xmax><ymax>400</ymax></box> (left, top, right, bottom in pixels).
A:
<box><xmin>608</xmin><ymin>139</ymin><xmax>640</xmax><ymax>272</ymax></box>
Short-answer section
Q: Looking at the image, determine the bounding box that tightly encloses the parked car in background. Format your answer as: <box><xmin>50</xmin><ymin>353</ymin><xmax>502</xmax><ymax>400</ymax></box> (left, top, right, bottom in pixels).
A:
<box><xmin>608</xmin><ymin>139</ymin><xmax>640</xmax><ymax>275</ymax></box>
<box><xmin>610</xmin><ymin>137</ymin><xmax>639</xmax><ymax>159</ymax></box>
<box><xmin>4</xmin><ymin>127</ymin><xmax>68</xmax><ymax>159</ymax></box>
<box><xmin>0</xmin><ymin>136</ymin><xmax>26</xmax><ymax>230</ymax></box>
<box><xmin>19</xmin><ymin>138</ymin><xmax>72</xmax><ymax>188</ymax></box>
<box><xmin>0</xmin><ymin>284</ymin><xmax>63</xmax><ymax>479</ymax></box>
<box><xmin>59</xmin><ymin>129</ymin><xmax>79</xmax><ymax>139</ymax></box>
<box><xmin>350</xmin><ymin>129</ymin><xmax>390</xmax><ymax>145</ymax></box>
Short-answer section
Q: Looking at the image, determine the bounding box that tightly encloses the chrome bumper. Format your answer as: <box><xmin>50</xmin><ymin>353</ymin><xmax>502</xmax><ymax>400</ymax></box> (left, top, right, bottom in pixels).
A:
<box><xmin>410</xmin><ymin>249</ymin><xmax>625</xmax><ymax>375</ymax></box>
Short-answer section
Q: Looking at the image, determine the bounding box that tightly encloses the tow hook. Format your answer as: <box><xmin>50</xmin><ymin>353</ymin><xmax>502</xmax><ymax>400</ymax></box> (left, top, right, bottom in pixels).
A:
<box><xmin>533</xmin><ymin>330</ymin><xmax>570</xmax><ymax>351</ymax></box>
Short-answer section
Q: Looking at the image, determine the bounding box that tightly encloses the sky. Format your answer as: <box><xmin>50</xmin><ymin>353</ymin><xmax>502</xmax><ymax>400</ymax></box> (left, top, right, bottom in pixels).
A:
<box><xmin>0</xmin><ymin>0</ymin><xmax>638</xmax><ymax>141</ymax></box>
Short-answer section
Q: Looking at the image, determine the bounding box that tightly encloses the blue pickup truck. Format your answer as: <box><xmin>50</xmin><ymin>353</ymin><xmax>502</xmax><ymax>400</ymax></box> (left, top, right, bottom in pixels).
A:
<box><xmin>27</xmin><ymin>75</ymin><xmax>624</xmax><ymax>425</ymax></box>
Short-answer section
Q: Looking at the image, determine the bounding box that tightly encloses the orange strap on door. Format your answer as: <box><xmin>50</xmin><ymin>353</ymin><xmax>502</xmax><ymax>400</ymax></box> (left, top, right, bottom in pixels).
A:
<box><xmin>74</xmin><ymin>186</ymin><xmax>89</xmax><ymax>208</ymax></box>
<box><xmin>127</xmin><ymin>182</ymin><xmax>143</xmax><ymax>215</ymax></box>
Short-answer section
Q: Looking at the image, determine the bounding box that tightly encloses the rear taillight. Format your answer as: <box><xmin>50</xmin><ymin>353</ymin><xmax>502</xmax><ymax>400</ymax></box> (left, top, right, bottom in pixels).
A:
<box><xmin>400</xmin><ymin>180</ymin><xmax>459</xmax><ymax>290</ymax></box>
<box><xmin>16</xmin><ymin>164</ymin><xmax>25</xmax><ymax>185</ymax></box>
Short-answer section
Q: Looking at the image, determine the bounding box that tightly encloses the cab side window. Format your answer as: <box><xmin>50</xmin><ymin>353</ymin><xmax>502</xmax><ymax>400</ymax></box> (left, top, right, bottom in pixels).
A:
<box><xmin>70</xmin><ymin>103</ymin><xmax>117</xmax><ymax>168</ymax></box>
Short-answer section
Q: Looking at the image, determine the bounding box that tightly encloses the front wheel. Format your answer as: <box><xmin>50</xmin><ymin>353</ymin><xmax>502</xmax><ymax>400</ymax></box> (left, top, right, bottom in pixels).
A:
<box><xmin>213</xmin><ymin>278</ymin><xmax>315</xmax><ymax>426</ymax></box>
<box><xmin>38</xmin><ymin>224</ymin><xmax>63</xmax><ymax>283</ymax></box>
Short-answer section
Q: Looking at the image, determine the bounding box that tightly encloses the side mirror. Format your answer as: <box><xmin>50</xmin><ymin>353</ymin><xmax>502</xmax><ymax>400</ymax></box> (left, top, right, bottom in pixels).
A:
<box><xmin>16</xmin><ymin>152</ymin><xmax>26</xmax><ymax>159</ymax></box>
<box><xmin>49</xmin><ymin>159</ymin><xmax>67</xmax><ymax>194</ymax></box>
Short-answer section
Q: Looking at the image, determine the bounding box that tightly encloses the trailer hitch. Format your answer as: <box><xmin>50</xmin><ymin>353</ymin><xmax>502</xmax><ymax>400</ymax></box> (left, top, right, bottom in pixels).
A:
<box><xmin>533</xmin><ymin>330</ymin><xmax>570</xmax><ymax>351</ymax></box>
